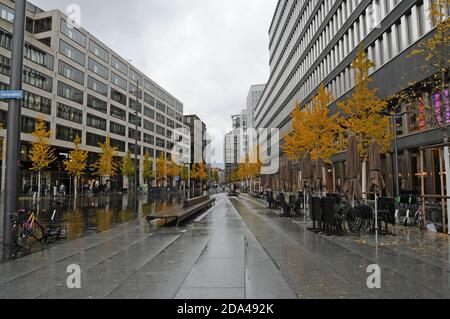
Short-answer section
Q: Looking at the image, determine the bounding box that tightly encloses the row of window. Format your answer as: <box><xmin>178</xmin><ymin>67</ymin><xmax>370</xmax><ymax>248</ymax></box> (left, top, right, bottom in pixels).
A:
<box><xmin>58</xmin><ymin>16</ymin><xmax>183</xmax><ymax>113</ymax></box>
<box><xmin>258</xmin><ymin>0</ymin><xmax>436</xmax><ymax>128</ymax></box>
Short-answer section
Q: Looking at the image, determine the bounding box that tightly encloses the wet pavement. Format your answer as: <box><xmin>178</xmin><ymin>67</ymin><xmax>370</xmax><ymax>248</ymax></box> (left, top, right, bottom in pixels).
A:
<box><xmin>0</xmin><ymin>193</ymin><xmax>449</xmax><ymax>299</ymax></box>
<box><xmin>0</xmin><ymin>193</ymin><xmax>184</xmax><ymax>260</ymax></box>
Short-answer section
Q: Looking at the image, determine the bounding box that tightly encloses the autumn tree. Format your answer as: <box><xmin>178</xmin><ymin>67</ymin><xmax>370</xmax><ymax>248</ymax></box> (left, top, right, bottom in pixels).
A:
<box><xmin>339</xmin><ymin>46</ymin><xmax>393</xmax><ymax>157</ymax></box>
<box><xmin>190</xmin><ymin>163</ymin><xmax>198</xmax><ymax>197</ymax></box>
<box><xmin>63</xmin><ymin>135</ymin><xmax>87</xmax><ymax>198</ymax></box>
<box><xmin>91</xmin><ymin>136</ymin><xmax>118</xmax><ymax>184</ymax></box>
<box><xmin>156</xmin><ymin>153</ymin><xmax>168</xmax><ymax>187</ymax></box>
<box><xmin>197</xmin><ymin>162</ymin><xmax>208</xmax><ymax>195</ymax></box>
<box><xmin>283</xmin><ymin>84</ymin><xmax>341</xmax><ymax>163</ymax></box>
<box><xmin>338</xmin><ymin>45</ymin><xmax>393</xmax><ymax>197</ymax></box>
<box><xmin>167</xmin><ymin>159</ymin><xmax>180</xmax><ymax>188</ymax></box>
<box><xmin>121</xmin><ymin>152</ymin><xmax>135</xmax><ymax>190</ymax></box>
<box><xmin>143</xmin><ymin>151</ymin><xmax>155</xmax><ymax>190</ymax></box>
<box><xmin>29</xmin><ymin>119</ymin><xmax>56</xmax><ymax>197</ymax></box>
<box><xmin>181</xmin><ymin>163</ymin><xmax>190</xmax><ymax>196</ymax></box>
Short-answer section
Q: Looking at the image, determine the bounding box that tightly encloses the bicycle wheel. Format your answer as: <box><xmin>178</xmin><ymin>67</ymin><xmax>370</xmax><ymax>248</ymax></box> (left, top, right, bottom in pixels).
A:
<box><xmin>31</xmin><ymin>221</ymin><xmax>45</xmax><ymax>241</ymax></box>
<box><xmin>12</xmin><ymin>223</ymin><xmax>28</xmax><ymax>248</ymax></box>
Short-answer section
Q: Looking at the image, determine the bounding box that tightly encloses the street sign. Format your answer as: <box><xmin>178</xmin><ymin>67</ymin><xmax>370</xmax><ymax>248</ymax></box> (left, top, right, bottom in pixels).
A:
<box><xmin>0</xmin><ymin>90</ymin><xmax>23</xmax><ymax>100</ymax></box>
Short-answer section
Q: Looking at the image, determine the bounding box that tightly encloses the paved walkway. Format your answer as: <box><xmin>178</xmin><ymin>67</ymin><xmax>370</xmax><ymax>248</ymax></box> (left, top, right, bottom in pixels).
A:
<box><xmin>1</xmin><ymin>193</ymin><xmax>450</xmax><ymax>299</ymax></box>
<box><xmin>0</xmin><ymin>194</ymin><xmax>295</xmax><ymax>299</ymax></box>
<box><xmin>233</xmin><ymin>194</ymin><xmax>450</xmax><ymax>299</ymax></box>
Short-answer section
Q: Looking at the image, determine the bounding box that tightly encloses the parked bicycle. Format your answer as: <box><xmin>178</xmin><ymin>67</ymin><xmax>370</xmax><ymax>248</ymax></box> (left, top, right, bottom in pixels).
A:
<box><xmin>10</xmin><ymin>204</ymin><xmax>45</xmax><ymax>248</ymax></box>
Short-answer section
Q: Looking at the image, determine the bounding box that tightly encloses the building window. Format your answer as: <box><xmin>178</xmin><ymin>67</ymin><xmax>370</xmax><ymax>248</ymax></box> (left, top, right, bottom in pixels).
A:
<box><xmin>144</xmin><ymin>92</ymin><xmax>155</xmax><ymax>107</ymax></box>
<box><xmin>155</xmin><ymin>124</ymin><xmax>165</xmax><ymax>136</ymax></box>
<box><xmin>87</xmin><ymin>94</ymin><xmax>107</xmax><ymax>114</ymax></box>
<box><xmin>32</xmin><ymin>17</ymin><xmax>52</xmax><ymax>34</ymax></box>
<box><xmin>60</xmin><ymin>19</ymin><xmax>86</xmax><ymax>47</ymax></box>
<box><xmin>60</xmin><ymin>40</ymin><xmax>85</xmax><ymax>66</ymax></box>
<box><xmin>111</xmin><ymin>56</ymin><xmax>128</xmax><ymax>75</ymax></box>
<box><xmin>58</xmin><ymin>81</ymin><xmax>84</xmax><ymax>105</ymax></box>
<box><xmin>58</xmin><ymin>60</ymin><xmax>84</xmax><ymax>85</ymax></box>
<box><xmin>144</xmin><ymin>133</ymin><xmax>154</xmax><ymax>145</ymax></box>
<box><xmin>129</xmin><ymin>69</ymin><xmax>143</xmax><ymax>84</ymax></box>
<box><xmin>25</xmin><ymin>42</ymin><xmax>54</xmax><ymax>70</ymax></box>
<box><xmin>56</xmin><ymin>125</ymin><xmax>82</xmax><ymax>142</ymax></box>
<box><xmin>129</xmin><ymin>113</ymin><xmax>142</xmax><ymax>127</ymax></box>
<box><xmin>0</xmin><ymin>54</ymin><xmax>11</xmax><ymax>76</ymax></box>
<box><xmin>110</xmin><ymin>138</ymin><xmax>125</xmax><ymax>152</ymax></box>
<box><xmin>89</xmin><ymin>40</ymin><xmax>109</xmax><ymax>63</ymax></box>
<box><xmin>57</xmin><ymin>102</ymin><xmax>83</xmax><ymax>124</ymax></box>
<box><xmin>167</xmin><ymin>119</ymin><xmax>175</xmax><ymax>129</ymax></box>
<box><xmin>87</xmin><ymin>113</ymin><xmax>107</xmax><ymax>130</ymax></box>
<box><xmin>88</xmin><ymin>76</ymin><xmax>108</xmax><ymax>97</ymax></box>
<box><xmin>156</xmin><ymin>112</ymin><xmax>165</xmax><ymax>125</ymax></box>
<box><xmin>21</xmin><ymin>116</ymin><xmax>50</xmax><ymax>134</ymax></box>
<box><xmin>88</xmin><ymin>58</ymin><xmax>108</xmax><ymax>80</ymax></box>
<box><xmin>0</xmin><ymin>3</ymin><xmax>14</xmax><ymax>23</ymax></box>
<box><xmin>129</xmin><ymin>82</ymin><xmax>142</xmax><ymax>99</ymax></box>
<box><xmin>22</xmin><ymin>91</ymin><xmax>52</xmax><ymax>114</ymax></box>
<box><xmin>144</xmin><ymin>147</ymin><xmax>154</xmax><ymax>158</ymax></box>
<box><xmin>144</xmin><ymin>106</ymin><xmax>154</xmax><ymax>119</ymax></box>
<box><xmin>156</xmin><ymin>100</ymin><xmax>165</xmax><ymax>113</ymax></box>
<box><xmin>144</xmin><ymin>119</ymin><xmax>154</xmax><ymax>132</ymax></box>
<box><xmin>111</xmin><ymin>72</ymin><xmax>127</xmax><ymax>90</ymax></box>
<box><xmin>110</xmin><ymin>88</ymin><xmax>127</xmax><ymax>106</ymax></box>
<box><xmin>156</xmin><ymin>137</ymin><xmax>165</xmax><ymax>148</ymax></box>
<box><xmin>0</xmin><ymin>27</ymin><xmax>12</xmax><ymax>50</ymax></box>
<box><xmin>128</xmin><ymin>127</ymin><xmax>141</xmax><ymax>140</ymax></box>
<box><xmin>144</xmin><ymin>79</ymin><xmax>156</xmax><ymax>94</ymax></box>
<box><xmin>110</xmin><ymin>104</ymin><xmax>126</xmax><ymax>121</ymax></box>
<box><xmin>110</xmin><ymin>121</ymin><xmax>126</xmax><ymax>136</ymax></box>
<box><xmin>128</xmin><ymin>143</ymin><xmax>141</xmax><ymax>156</ymax></box>
<box><xmin>86</xmin><ymin>132</ymin><xmax>106</xmax><ymax>147</ymax></box>
<box><xmin>129</xmin><ymin>98</ymin><xmax>142</xmax><ymax>113</ymax></box>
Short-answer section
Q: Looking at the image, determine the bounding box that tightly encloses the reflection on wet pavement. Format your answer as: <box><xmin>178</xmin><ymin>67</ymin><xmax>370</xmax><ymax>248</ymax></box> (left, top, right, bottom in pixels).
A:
<box><xmin>233</xmin><ymin>194</ymin><xmax>450</xmax><ymax>299</ymax></box>
<box><xmin>1</xmin><ymin>192</ymin><xmax>450</xmax><ymax>299</ymax></box>
<box><xmin>3</xmin><ymin>193</ymin><xmax>184</xmax><ymax>261</ymax></box>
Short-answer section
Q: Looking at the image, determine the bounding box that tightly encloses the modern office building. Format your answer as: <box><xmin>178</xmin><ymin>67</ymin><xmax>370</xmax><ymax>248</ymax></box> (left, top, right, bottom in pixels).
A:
<box><xmin>0</xmin><ymin>0</ymin><xmax>190</xmax><ymax>193</ymax></box>
<box><xmin>224</xmin><ymin>110</ymin><xmax>248</xmax><ymax>181</ymax></box>
<box><xmin>183</xmin><ymin>115</ymin><xmax>207</xmax><ymax>164</ymax></box>
<box><xmin>246</xmin><ymin>84</ymin><xmax>265</xmax><ymax>129</ymax></box>
<box><xmin>255</xmin><ymin>0</ymin><xmax>449</xmax><ymax>196</ymax></box>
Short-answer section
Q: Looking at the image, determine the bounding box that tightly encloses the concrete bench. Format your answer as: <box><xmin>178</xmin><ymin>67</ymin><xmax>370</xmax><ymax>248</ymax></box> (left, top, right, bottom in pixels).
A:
<box><xmin>146</xmin><ymin>195</ymin><xmax>216</xmax><ymax>227</ymax></box>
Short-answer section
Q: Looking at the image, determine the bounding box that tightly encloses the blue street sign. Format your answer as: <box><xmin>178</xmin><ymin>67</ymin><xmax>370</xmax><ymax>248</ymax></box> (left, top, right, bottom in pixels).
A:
<box><xmin>0</xmin><ymin>90</ymin><xmax>23</xmax><ymax>100</ymax></box>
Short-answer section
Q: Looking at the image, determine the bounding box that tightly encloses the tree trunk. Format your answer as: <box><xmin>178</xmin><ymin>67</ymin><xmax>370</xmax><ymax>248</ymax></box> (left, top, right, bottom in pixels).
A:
<box><xmin>74</xmin><ymin>176</ymin><xmax>78</xmax><ymax>198</ymax></box>
<box><xmin>362</xmin><ymin>160</ymin><xmax>367</xmax><ymax>201</ymax></box>
<box><xmin>38</xmin><ymin>170</ymin><xmax>41</xmax><ymax>200</ymax></box>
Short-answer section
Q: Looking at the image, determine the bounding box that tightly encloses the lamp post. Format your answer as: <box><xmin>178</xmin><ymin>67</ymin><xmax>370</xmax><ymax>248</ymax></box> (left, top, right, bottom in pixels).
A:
<box><xmin>381</xmin><ymin>110</ymin><xmax>407</xmax><ymax>197</ymax></box>
<box><xmin>3</xmin><ymin>0</ymin><xmax>26</xmax><ymax>248</ymax></box>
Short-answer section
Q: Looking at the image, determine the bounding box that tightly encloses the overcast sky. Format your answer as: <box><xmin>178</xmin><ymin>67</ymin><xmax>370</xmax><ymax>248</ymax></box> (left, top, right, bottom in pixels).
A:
<box><xmin>32</xmin><ymin>0</ymin><xmax>276</xmax><ymax>167</ymax></box>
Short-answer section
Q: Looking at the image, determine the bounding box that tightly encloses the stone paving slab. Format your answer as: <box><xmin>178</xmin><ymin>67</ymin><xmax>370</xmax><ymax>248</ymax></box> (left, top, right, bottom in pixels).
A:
<box><xmin>233</xmin><ymin>194</ymin><xmax>450</xmax><ymax>299</ymax></box>
<box><xmin>0</xmin><ymin>194</ymin><xmax>296</xmax><ymax>299</ymax></box>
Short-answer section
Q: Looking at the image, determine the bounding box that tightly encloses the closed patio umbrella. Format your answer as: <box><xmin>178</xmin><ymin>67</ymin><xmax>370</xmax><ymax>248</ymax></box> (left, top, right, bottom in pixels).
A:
<box><xmin>314</xmin><ymin>157</ymin><xmax>325</xmax><ymax>194</ymax></box>
<box><xmin>369</xmin><ymin>140</ymin><xmax>385</xmax><ymax>195</ymax></box>
<box><xmin>343</xmin><ymin>135</ymin><xmax>362</xmax><ymax>203</ymax></box>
